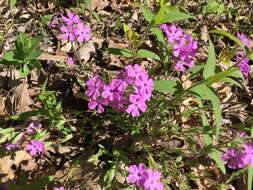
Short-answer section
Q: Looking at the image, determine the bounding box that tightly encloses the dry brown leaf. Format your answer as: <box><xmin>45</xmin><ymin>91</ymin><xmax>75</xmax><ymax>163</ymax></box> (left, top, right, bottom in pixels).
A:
<box><xmin>0</xmin><ymin>150</ymin><xmax>34</xmax><ymax>183</ymax></box>
<box><xmin>6</xmin><ymin>83</ymin><xmax>33</xmax><ymax>114</ymax></box>
<box><xmin>77</xmin><ymin>41</ymin><xmax>96</xmax><ymax>64</ymax></box>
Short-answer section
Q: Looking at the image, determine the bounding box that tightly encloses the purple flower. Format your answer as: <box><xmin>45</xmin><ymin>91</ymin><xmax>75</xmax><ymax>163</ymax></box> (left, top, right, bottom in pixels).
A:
<box><xmin>88</xmin><ymin>98</ymin><xmax>109</xmax><ymax>113</ymax></box>
<box><xmin>222</xmin><ymin>148</ymin><xmax>246</xmax><ymax>169</ymax></box>
<box><xmin>66</xmin><ymin>56</ymin><xmax>75</xmax><ymax>65</ymax></box>
<box><xmin>26</xmin><ymin>140</ymin><xmax>45</xmax><ymax>156</ymax></box>
<box><xmin>143</xmin><ymin>169</ymin><xmax>164</xmax><ymax>190</ymax></box>
<box><xmin>55</xmin><ymin>186</ymin><xmax>65</xmax><ymax>190</ymax></box>
<box><xmin>235</xmin><ymin>51</ymin><xmax>251</xmax><ymax>77</ymax></box>
<box><xmin>160</xmin><ymin>24</ymin><xmax>183</xmax><ymax>43</ymax></box>
<box><xmin>242</xmin><ymin>143</ymin><xmax>253</xmax><ymax>167</ymax></box>
<box><xmin>62</xmin><ymin>12</ymin><xmax>80</xmax><ymax>26</ymax></box>
<box><xmin>127</xmin><ymin>163</ymin><xmax>146</xmax><ymax>186</ymax></box>
<box><xmin>161</xmin><ymin>24</ymin><xmax>198</xmax><ymax>72</ymax></box>
<box><xmin>50</xmin><ymin>12</ymin><xmax>91</xmax><ymax>44</ymax></box>
<box><xmin>6</xmin><ymin>143</ymin><xmax>19</xmax><ymax>151</ymax></box>
<box><xmin>127</xmin><ymin>164</ymin><xmax>164</xmax><ymax>190</ymax></box>
<box><xmin>85</xmin><ymin>75</ymin><xmax>104</xmax><ymax>99</ymax></box>
<box><xmin>237</xmin><ymin>33</ymin><xmax>252</xmax><ymax>49</ymax></box>
<box><xmin>26</xmin><ymin>122</ymin><xmax>42</xmax><ymax>135</ymax></box>
<box><xmin>85</xmin><ymin>64</ymin><xmax>153</xmax><ymax>117</ymax></box>
<box><xmin>126</xmin><ymin>94</ymin><xmax>147</xmax><ymax>117</ymax></box>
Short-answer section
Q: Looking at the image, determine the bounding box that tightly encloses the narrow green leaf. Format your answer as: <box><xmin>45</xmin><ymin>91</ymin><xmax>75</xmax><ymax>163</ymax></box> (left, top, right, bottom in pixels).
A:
<box><xmin>142</xmin><ymin>5</ymin><xmax>155</xmax><ymax>23</ymax></box>
<box><xmin>196</xmin><ymin>98</ymin><xmax>212</xmax><ymax>146</ymax></box>
<box><xmin>155</xmin><ymin>6</ymin><xmax>194</xmax><ymax>24</ymax></box>
<box><xmin>137</xmin><ymin>49</ymin><xmax>161</xmax><ymax>61</ymax></box>
<box><xmin>154</xmin><ymin>80</ymin><xmax>181</xmax><ymax>94</ymax></box>
<box><xmin>210</xmin><ymin>30</ymin><xmax>245</xmax><ymax>50</ymax></box>
<box><xmin>206</xmin><ymin>67</ymin><xmax>240</xmax><ymax>85</ymax></box>
<box><xmin>210</xmin><ymin>149</ymin><xmax>226</xmax><ymax>174</ymax></box>
<box><xmin>107</xmin><ymin>48</ymin><xmax>135</xmax><ymax>58</ymax></box>
<box><xmin>203</xmin><ymin>39</ymin><xmax>216</xmax><ymax>79</ymax></box>
<box><xmin>191</xmin><ymin>84</ymin><xmax>221</xmax><ymax>138</ymax></box>
<box><xmin>9</xmin><ymin>0</ymin><xmax>17</xmax><ymax>8</ymax></box>
<box><xmin>4</xmin><ymin>51</ymin><xmax>19</xmax><ymax>61</ymax></box>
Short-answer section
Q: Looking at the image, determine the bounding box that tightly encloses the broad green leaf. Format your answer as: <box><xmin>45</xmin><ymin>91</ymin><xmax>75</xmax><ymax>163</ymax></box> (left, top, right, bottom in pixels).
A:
<box><xmin>210</xmin><ymin>30</ymin><xmax>245</xmax><ymax>50</ymax></box>
<box><xmin>210</xmin><ymin>149</ymin><xmax>226</xmax><ymax>174</ymax></box>
<box><xmin>137</xmin><ymin>49</ymin><xmax>161</xmax><ymax>61</ymax></box>
<box><xmin>4</xmin><ymin>51</ymin><xmax>19</xmax><ymax>62</ymax></box>
<box><xmin>151</xmin><ymin>27</ymin><xmax>166</xmax><ymax>44</ymax></box>
<box><xmin>154</xmin><ymin>80</ymin><xmax>181</xmax><ymax>94</ymax></box>
<box><xmin>203</xmin><ymin>39</ymin><xmax>216</xmax><ymax>79</ymax></box>
<box><xmin>155</xmin><ymin>6</ymin><xmax>194</xmax><ymax>24</ymax></box>
<box><xmin>26</xmin><ymin>50</ymin><xmax>43</xmax><ymax>60</ymax></box>
<box><xmin>142</xmin><ymin>5</ymin><xmax>155</xmax><ymax>23</ymax></box>
<box><xmin>191</xmin><ymin>84</ymin><xmax>221</xmax><ymax>138</ymax></box>
<box><xmin>107</xmin><ymin>48</ymin><xmax>135</xmax><ymax>57</ymax></box>
<box><xmin>9</xmin><ymin>0</ymin><xmax>17</xmax><ymax>8</ymax></box>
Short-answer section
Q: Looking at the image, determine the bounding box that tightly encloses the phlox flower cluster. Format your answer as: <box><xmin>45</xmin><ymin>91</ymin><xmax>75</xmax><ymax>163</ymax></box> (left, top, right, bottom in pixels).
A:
<box><xmin>50</xmin><ymin>12</ymin><xmax>91</xmax><ymax>44</ymax></box>
<box><xmin>26</xmin><ymin>122</ymin><xmax>42</xmax><ymax>135</ymax></box>
<box><xmin>85</xmin><ymin>64</ymin><xmax>153</xmax><ymax>117</ymax></box>
<box><xmin>222</xmin><ymin>143</ymin><xmax>253</xmax><ymax>169</ymax></box>
<box><xmin>236</xmin><ymin>33</ymin><xmax>252</xmax><ymax>77</ymax></box>
<box><xmin>127</xmin><ymin>163</ymin><xmax>164</xmax><ymax>190</ymax></box>
<box><xmin>160</xmin><ymin>24</ymin><xmax>198</xmax><ymax>72</ymax></box>
<box><xmin>26</xmin><ymin>140</ymin><xmax>45</xmax><ymax>157</ymax></box>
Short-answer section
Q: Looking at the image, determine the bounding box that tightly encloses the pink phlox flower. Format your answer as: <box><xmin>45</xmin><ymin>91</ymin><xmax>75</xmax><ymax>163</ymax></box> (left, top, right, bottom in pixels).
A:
<box><xmin>6</xmin><ymin>143</ymin><xmax>19</xmax><ymax>151</ymax></box>
<box><xmin>237</xmin><ymin>33</ymin><xmax>252</xmax><ymax>49</ymax></box>
<box><xmin>161</xmin><ymin>24</ymin><xmax>198</xmax><ymax>72</ymax></box>
<box><xmin>127</xmin><ymin>163</ymin><xmax>147</xmax><ymax>187</ymax></box>
<box><xmin>126</xmin><ymin>94</ymin><xmax>147</xmax><ymax>117</ymax></box>
<box><xmin>143</xmin><ymin>169</ymin><xmax>164</xmax><ymax>190</ymax></box>
<box><xmin>66</xmin><ymin>56</ymin><xmax>75</xmax><ymax>65</ymax></box>
<box><xmin>62</xmin><ymin>12</ymin><xmax>80</xmax><ymax>26</ymax></box>
<box><xmin>242</xmin><ymin>143</ymin><xmax>253</xmax><ymax>167</ymax></box>
<box><xmin>26</xmin><ymin>122</ymin><xmax>42</xmax><ymax>135</ymax></box>
<box><xmin>26</xmin><ymin>140</ymin><xmax>45</xmax><ymax>156</ymax></box>
<box><xmin>85</xmin><ymin>75</ymin><xmax>104</xmax><ymax>99</ymax></box>
<box><xmin>88</xmin><ymin>98</ymin><xmax>109</xmax><ymax>113</ymax></box>
<box><xmin>235</xmin><ymin>50</ymin><xmax>251</xmax><ymax>77</ymax></box>
<box><xmin>160</xmin><ymin>24</ymin><xmax>183</xmax><ymax>43</ymax></box>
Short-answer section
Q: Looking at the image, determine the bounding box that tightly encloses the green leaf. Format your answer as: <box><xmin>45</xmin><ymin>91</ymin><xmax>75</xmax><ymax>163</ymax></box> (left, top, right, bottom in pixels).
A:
<box><xmin>26</xmin><ymin>50</ymin><xmax>43</xmax><ymax>60</ymax></box>
<box><xmin>9</xmin><ymin>0</ymin><xmax>17</xmax><ymax>8</ymax></box>
<box><xmin>4</xmin><ymin>51</ymin><xmax>19</xmax><ymax>62</ymax></box>
<box><xmin>219</xmin><ymin>77</ymin><xmax>242</xmax><ymax>88</ymax></box>
<box><xmin>210</xmin><ymin>30</ymin><xmax>245</xmax><ymax>50</ymax></box>
<box><xmin>154</xmin><ymin>80</ymin><xmax>181</xmax><ymax>94</ymax></box>
<box><xmin>142</xmin><ymin>5</ymin><xmax>155</xmax><ymax>23</ymax></box>
<box><xmin>155</xmin><ymin>6</ymin><xmax>194</xmax><ymax>24</ymax></box>
<box><xmin>203</xmin><ymin>38</ymin><xmax>216</xmax><ymax>79</ymax></box>
<box><xmin>196</xmin><ymin>98</ymin><xmax>212</xmax><ymax>146</ymax></box>
<box><xmin>205</xmin><ymin>67</ymin><xmax>240</xmax><ymax>85</ymax></box>
<box><xmin>151</xmin><ymin>27</ymin><xmax>166</xmax><ymax>44</ymax></box>
<box><xmin>210</xmin><ymin>149</ymin><xmax>226</xmax><ymax>174</ymax></box>
<box><xmin>20</xmin><ymin>63</ymin><xmax>29</xmax><ymax>76</ymax></box>
<box><xmin>137</xmin><ymin>49</ymin><xmax>160</xmax><ymax>61</ymax></box>
<box><xmin>107</xmin><ymin>48</ymin><xmax>135</xmax><ymax>58</ymax></box>
<box><xmin>191</xmin><ymin>84</ymin><xmax>221</xmax><ymax>139</ymax></box>
<box><xmin>247</xmin><ymin>126</ymin><xmax>253</xmax><ymax>190</ymax></box>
